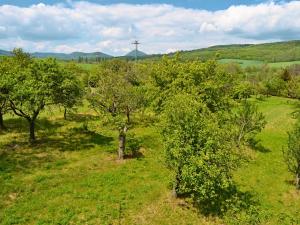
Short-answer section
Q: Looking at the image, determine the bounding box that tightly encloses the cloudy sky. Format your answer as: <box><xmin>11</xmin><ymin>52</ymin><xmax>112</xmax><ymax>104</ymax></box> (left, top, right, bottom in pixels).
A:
<box><xmin>0</xmin><ymin>0</ymin><xmax>299</xmax><ymax>55</ymax></box>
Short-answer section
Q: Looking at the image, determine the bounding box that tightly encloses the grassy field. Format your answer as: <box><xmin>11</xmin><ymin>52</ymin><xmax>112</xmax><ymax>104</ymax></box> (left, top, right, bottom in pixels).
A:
<box><xmin>268</xmin><ymin>60</ymin><xmax>300</xmax><ymax>68</ymax></box>
<box><xmin>218</xmin><ymin>59</ymin><xmax>264</xmax><ymax>67</ymax></box>
<box><xmin>0</xmin><ymin>97</ymin><xmax>299</xmax><ymax>224</ymax></box>
<box><xmin>234</xmin><ymin>97</ymin><xmax>300</xmax><ymax>224</ymax></box>
<box><xmin>218</xmin><ymin>58</ymin><xmax>300</xmax><ymax>68</ymax></box>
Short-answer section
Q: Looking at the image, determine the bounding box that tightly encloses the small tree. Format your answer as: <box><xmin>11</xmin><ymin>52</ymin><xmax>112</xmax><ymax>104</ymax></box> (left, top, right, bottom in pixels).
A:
<box><xmin>87</xmin><ymin>60</ymin><xmax>143</xmax><ymax>159</ymax></box>
<box><xmin>9</xmin><ymin>49</ymin><xmax>81</xmax><ymax>142</ymax></box>
<box><xmin>56</xmin><ymin>63</ymin><xmax>84</xmax><ymax>120</ymax></box>
<box><xmin>234</xmin><ymin>100</ymin><xmax>266</xmax><ymax>147</ymax></box>
<box><xmin>284</xmin><ymin>122</ymin><xmax>300</xmax><ymax>189</ymax></box>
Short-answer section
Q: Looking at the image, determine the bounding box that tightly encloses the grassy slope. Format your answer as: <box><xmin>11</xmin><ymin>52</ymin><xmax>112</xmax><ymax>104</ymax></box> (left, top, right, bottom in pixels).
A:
<box><xmin>218</xmin><ymin>59</ymin><xmax>300</xmax><ymax>68</ymax></box>
<box><xmin>175</xmin><ymin>41</ymin><xmax>300</xmax><ymax>62</ymax></box>
<box><xmin>0</xmin><ymin>97</ymin><xmax>299</xmax><ymax>224</ymax></box>
<box><xmin>235</xmin><ymin>97</ymin><xmax>300</xmax><ymax>224</ymax></box>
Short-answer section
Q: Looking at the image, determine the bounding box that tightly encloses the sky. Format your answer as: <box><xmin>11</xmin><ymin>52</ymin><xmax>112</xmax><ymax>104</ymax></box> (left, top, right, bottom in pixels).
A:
<box><xmin>0</xmin><ymin>0</ymin><xmax>299</xmax><ymax>55</ymax></box>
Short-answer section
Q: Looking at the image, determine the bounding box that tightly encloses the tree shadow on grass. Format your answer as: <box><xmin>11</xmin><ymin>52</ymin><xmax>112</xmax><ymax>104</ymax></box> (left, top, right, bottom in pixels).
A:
<box><xmin>42</xmin><ymin>128</ymin><xmax>115</xmax><ymax>152</ymax></box>
<box><xmin>174</xmin><ymin>183</ymin><xmax>259</xmax><ymax>219</ymax></box>
<box><xmin>196</xmin><ymin>188</ymin><xmax>258</xmax><ymax>217</ymax></box>
<box><xmin>249</xmin><ymin>139</ymin><xmax>271</xmax><ymax>153</ymax></box>
<box><xmin>3</xmin><ymin>117</ymin><xmax>64</xmax><ymax>135</ymax></box>
<box><xmin>0</xmin><ymin>121</ymin><xmax>114</xmax><ymax>174</ymax></box>
<box><xmin>66</xmin><ymin>113</ymin><xmax>99</xmax><ymax>123</ymax></box>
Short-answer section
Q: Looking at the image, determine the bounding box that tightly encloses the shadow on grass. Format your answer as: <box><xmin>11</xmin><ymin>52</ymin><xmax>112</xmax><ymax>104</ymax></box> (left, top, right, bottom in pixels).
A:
<box><xmin>284</xmin><ymin>179</ymin><xmax>297</xmax><ymax>187</ymax></box>
<box><xmin>175</xmin><ymin>185</ymin><xmax>260</xmax><ymax>219</ymax></box>
<box><xmin>3</xmin><ymin>117</ymin><xmax>64</xmax><ymax>135</ymax></box>
<box><xmin>0</xmin><ymin>118</ymin><xmax>114</xmax><ymax>174</ymax></box>
<box><xmin>66</xmin><ymin>113</ymin><xmax>99</xmax><ymax>123</ymax></box>
<box><xmin>249</xmin><ymin>139</ymin><xmax>271</xmax><ymax>153</ymax></box>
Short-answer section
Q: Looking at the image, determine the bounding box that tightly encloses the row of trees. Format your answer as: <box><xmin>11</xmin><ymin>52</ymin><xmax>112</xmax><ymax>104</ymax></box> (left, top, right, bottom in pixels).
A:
<box><xmin>0</xmin><ymin>50</ymin><xmax>145</xmax><ymax>160</ymax></box>
<box><xmin>226</xmin><ymin>63</ymin><xmax>300</xmax><ymax>100</ymax></box>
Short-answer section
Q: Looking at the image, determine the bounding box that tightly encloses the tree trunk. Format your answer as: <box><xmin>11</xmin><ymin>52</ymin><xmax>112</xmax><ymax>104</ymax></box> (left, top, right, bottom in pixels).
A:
<box><xmin>29</xmin><ymin>119</ymin><xmax>36</xmax><ymax>143</ymax></box>
<box><xmin>64</xmin><ymin>108</ymin><xmax>67</xmax><ymax>120</ymax></box>
<box><xmin>126</xmin><ymin>107</ymin><xmax>130</xmax><ymax>124</ymax></box>
<box><xmin>296</xmin><ymin>173</ymin><xmax>300</xmax><ymax>190</ymax></box>
<box><xmin>118</xmin><ymin>126</ymin><xmax>127</xmax><ymax>160</ymax></box>
<box><xmin>0</xmin><ymin>112</ymin><xmax>5</xmax><ymax>130</ymax></box>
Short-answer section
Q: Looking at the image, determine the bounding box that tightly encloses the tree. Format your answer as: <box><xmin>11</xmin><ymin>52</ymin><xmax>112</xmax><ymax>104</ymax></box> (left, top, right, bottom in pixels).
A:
<box><xmin>284</xmin><ymin>122</ymin><xmax>300</xmax><ymax>189</ymax></box>
<box><xmin>87</xmin><ymin>60</ymin><xmax>144</xmax><ymax>159</ymax></box>
<box><xmin>263</xmin><ymin>76</ymin><xmax>286</xmax><ymax>97</ymax></box>
<box><xmin>234</xmin><ymin>100</ymin><xmax>266</xmax><ymax>147</ymax></box>
<box><xmin>57</xmin><ymin>63</ymin><xmax>84</xmax><ymax>120</ymax></box>
<box><xmin>161</xmin><ymin>94</ymin><xmax>239</xmax><ymax>214</ymax></box>
<box><xmin>0</xmin><ymin>57</ymin><xmax>13</xmax><ymax>130</ymax></box>
<box><xmin>9</xmin><ymin>49</ymin><xmax>81</xmax><ymax>142</ymax></box>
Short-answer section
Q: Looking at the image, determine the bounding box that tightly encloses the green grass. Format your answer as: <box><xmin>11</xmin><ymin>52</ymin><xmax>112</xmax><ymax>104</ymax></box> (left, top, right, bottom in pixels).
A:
<box><xmin>218</xmin><ymin>58</ymin><xmax>264</xmax><ymax>67</ymax></box>
<box><xmin>235</xmin><ymin>97</ymin><xmax>300</xmax><ymax>224</ymax></box>
<box><xmin>268</xmin><ymin>60</ymin><xmax>300</xmax><ymax>68</ymax></box>
<box><xmin>0</xmin><ymin>108</ymin><xmax>211</xmax><ymax>224</ymax></box>
<box><xmin>77</xmin><ymin>63</ymin><xmax>99</xmax><ymax>70</ymax></box>
<box><xmin>1</xmin><ymin>97</ymin><xmax>300</xmax><ymax>224</ymax></box>
<box><xmin>218</xmin><ymin>58</ymin><xmax>300</xmax><ymax>68</ymax></box>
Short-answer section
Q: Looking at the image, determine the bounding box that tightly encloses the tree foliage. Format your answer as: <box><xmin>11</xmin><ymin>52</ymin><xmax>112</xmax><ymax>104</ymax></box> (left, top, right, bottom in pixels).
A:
<box><xmin>284</xmin><ymin>121</ymin><xmax>300</xmax><ymax>189</ymax></box>
<box><xmin>8</xmin><ymin>49</ymin><xmax>82</xmax><ymax>142</ymax></box>
<box><xmin>162</xmin><ymin>94</ymin><xmax>239</xmax><ymax>214</ymax></box>
<box><xmin>87</xmin><ymin>60</ymin><xmax>144</xmax><ymax>159</ymax></box>
<box><xmin>234</xmin><ymin>100</ymin><xmax>266</xmax><ymax>147</ymax></box>
<box><xmin>152</xmin><ymin>56</ymin><xmax>262</xmax><ymax>214</ymax></box>
<box><xmin>0</xmin><ymin>57</ymin><xmax>13</xmax><ymax>130</ymax></box>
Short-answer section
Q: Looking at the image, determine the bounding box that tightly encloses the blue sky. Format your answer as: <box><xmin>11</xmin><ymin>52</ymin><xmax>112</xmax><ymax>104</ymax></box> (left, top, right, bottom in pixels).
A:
<box><xmin>0</xmin><ymin>0</ymin><xmax>284</xmax><ymax>10</ymax></box>
<box><xmin>0</xmin><ymin>0</ymin><xmax>299</xmax><ymax>55</ymax></box>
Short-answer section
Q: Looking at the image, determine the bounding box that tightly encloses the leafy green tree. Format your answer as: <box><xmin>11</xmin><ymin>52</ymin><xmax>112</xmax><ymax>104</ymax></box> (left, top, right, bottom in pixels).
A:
<box><xmin>162</xmin><ymin>94</ymin><xmax>239</xmax><ymax>214</ymax></box>
<box><xmin>234</xmin><ymin>100</ymin><xmax>266</xmax><ymax>147</ymax></box>
<box><xmin>87</xmin><ymin>60</ymin><xmax>144</xmax><ymax>159</ymax></box>
<box><xmin>9</xmin><ymin>49</ymin><xmax>81</xmax><ymax>142</ymax></box>
<box><xmin>149</xmin><ymin>56</ymin><xmax>235</xmax><ymax>113</ymax></box>
<box><xmin>263</xmin><ymin>76</ymin><xmax>286</xmax><ymax>97</ymax></box>
<box><xmin>232</xmin><ymin>82</ymin><xmax>253</xmax><ymax>100</ymax></box>
<box><xmin>284</xmin><ymin>122</ymin><xmax>300</xmax><ymax>189</ymax></box>
<box><xmin>57</xmin><ymin>63</ymin><xmax>84</xmax><ymax>120</ymax></box>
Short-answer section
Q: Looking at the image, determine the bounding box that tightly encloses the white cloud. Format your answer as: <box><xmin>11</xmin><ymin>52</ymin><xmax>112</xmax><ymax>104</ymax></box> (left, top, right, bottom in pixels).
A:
<box><xmin>0</xmin><ymin>1</ymin><xmax>299</xmax><ymax>55</ymax></box>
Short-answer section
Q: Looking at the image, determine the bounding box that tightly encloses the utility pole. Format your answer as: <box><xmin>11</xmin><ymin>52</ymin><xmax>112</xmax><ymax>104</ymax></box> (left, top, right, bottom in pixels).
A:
<box><xmin>132</xmin><ymin>40</ymin><xmax>140</xmax><ymax>62</ymax></box>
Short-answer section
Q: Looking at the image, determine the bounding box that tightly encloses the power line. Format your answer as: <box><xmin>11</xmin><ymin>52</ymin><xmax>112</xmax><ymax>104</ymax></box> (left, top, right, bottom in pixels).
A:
<box><xmin>132</xmin><ymin>40</ymin><xmax>140</xmax><ymax>62</ymax></box>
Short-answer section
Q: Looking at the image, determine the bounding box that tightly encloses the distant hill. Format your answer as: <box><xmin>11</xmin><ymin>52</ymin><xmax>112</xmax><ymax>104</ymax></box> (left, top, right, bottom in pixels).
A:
<box><xmin>32</xmin><ymin>51</ymin><xmax>112</xmax><ymax>60</ymax></box>
<box><xmin>1</xmin><ymin>40</ymin><xmax>300</xmax><ymax>62</ymax></box>
<box><xmin>0</xmin><ymin>50</ymin><xmax>112</xmax><ymax>60</ymax></box>
<box><xmin>0</xmin><ymin>49</ymin><xmax>12</xmax><ymax>56</ymax></box>
<box><xmin>125</xmin><ymin>50</ymin><xmax>147</xmax><ymax>58</ymax></box>
<box><xmin>161</xmin><ymin>40</ymin><xmax>300</xmax><ymax>63</ymax></box>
